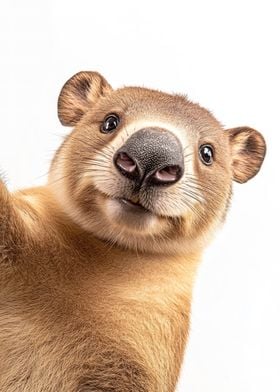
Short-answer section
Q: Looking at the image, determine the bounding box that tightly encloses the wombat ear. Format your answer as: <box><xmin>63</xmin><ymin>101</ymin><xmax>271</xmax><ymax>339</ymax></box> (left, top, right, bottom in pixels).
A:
<box><xmin>58</xmin><ymin>71</ymin><xmax>112</xmax><ymax>126</ymax></box>
<box><xmin>227</xmin><ymin>126</ymin><xmax>266</xmax><ymax>183</ymax></box>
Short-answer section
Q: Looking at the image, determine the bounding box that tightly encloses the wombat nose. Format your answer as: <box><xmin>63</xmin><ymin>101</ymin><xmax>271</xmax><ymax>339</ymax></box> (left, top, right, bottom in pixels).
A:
<box><xmin>115</xmin><ymin>152</ymin><xmax>137</xmax><ymax>174</ymax></box>
<box><xmin>113</xmin><ymin>128</ymin><xmax>184</xmax><ymax>186</ymax></box>
<box><xmin>153</xmin><ymin>165</ymin><xmax>182</xmax><ymax>184</ymax></box>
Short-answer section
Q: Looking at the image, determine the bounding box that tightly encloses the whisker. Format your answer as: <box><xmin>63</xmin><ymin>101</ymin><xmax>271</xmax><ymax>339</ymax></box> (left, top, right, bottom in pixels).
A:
<box><xmin>183</xmin><ymin>177</ymin><xmax>226</xmax><ymax>200</ymax></box>
<box><xmin>47</xmin><ymin>172</ymin><xmax>76</xmax><ymax>186</ymax></box>
<box><xmin>183</xmin><ymin>144</ymin><xmax>191</xmax><ymax>152</ymax></box>
<box><xmin>84</xmin><ymin>173</ymin><xmax>113</xmax><ymax>180</ymax></box>
<box><xmin>184</xmin><ymin>151</ymin><xmax>193</xmax><ymax>157</ymax></box>
<box><xmin>180</xmin><ymin>188</ymin><xmax>203</xmax><ymax>203</ymax></box>
<box><xmin>83</xmin><ymin>169</ymin><xmax>113</xmax><ymax>175</ymax></box>
<box><xmin>83</xmin><ymin>161</ymin><xmax>111</xmax><ymax>169</ymax></box>
<box><xmin>124</xmin><ymin>126</ymin><xmax>130</xmax><ymax>139</ymax></box>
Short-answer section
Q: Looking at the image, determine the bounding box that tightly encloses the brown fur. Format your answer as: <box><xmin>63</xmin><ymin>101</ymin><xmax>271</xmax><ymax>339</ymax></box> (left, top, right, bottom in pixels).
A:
<box><xmin>0</xmin><ymin>72</ymin><xmax>266</xmax><ymax>391</ymax></box>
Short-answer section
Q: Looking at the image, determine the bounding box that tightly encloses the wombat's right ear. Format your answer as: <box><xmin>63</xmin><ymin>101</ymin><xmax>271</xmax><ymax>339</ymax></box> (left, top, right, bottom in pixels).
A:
<box><xmin>58</xmin><ymin>71</ymin><xmax>112</xmax><ymax>126</ymax></box>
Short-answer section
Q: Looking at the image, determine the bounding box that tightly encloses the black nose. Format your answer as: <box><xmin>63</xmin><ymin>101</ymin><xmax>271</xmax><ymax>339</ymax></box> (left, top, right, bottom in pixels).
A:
<box><xmin>113</xmin><ymin>128</ymin><xmax>184</xmax><ymax>186</ymax></box>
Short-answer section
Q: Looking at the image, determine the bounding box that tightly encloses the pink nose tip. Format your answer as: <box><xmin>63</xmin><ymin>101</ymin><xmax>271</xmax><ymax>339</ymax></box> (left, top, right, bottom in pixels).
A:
<box><xmin>154</xmin><ymin>165</ymin><xmax>181</xmax><ymax>183</ymax></box>
<box><xmin>115</xmin><ymin>152</ymin><xmax>136</xmax><ymax>173</ymax></box>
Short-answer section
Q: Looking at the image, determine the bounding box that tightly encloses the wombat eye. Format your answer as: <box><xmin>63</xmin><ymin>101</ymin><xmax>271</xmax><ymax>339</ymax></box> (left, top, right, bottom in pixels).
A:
<box><xmin>101</xmin><ymin>114</ymin><xmax>120</xmax><ymax>133</ymax></box>
<box><xmin>199</xmin><ymin>144</ymin><xmax>214</xmax><ymax>165</ymax></box>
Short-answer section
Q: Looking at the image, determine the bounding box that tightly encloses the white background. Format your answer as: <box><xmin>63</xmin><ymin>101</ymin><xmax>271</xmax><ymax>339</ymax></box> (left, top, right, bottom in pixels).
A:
<box><xmin>0</xmin><ymin>1</ymin><xmax>279</xmax><ymax>391</ymax></box>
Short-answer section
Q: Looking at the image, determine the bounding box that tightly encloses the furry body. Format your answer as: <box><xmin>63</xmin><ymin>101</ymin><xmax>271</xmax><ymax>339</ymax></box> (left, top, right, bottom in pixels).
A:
<box><xmin>0</xmin><ymin>72</ymin><xmax>266</xmax><ymax>391</ymax></box>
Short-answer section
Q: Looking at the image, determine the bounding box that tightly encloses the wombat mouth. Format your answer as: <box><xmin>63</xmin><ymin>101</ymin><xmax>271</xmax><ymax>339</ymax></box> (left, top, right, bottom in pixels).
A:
<box><xmin>118</xmin><ymin>198</ymin><xmax>150</xmax><ymax>214</ymax></box>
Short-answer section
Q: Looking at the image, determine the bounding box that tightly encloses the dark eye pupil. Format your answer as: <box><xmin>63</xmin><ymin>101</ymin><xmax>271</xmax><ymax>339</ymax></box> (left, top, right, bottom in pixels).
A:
<box><xmin>202</xmin><ymin>147</ymin><xmax>211</xmax><ymax>161</ymax></box>
<box><xmin>102</xmin><ymin>115</ymin><xmax>119</xmax><ymax>133</ymax></box>
<box><xmin>106</xmin><ymin>117</ymin><xmax>117</xmax><ymax>130</ymax></box>
<box><xmin>199</xmin><ymin>145</ymin><xmax>213</xmax><ymax>165</ymax></box>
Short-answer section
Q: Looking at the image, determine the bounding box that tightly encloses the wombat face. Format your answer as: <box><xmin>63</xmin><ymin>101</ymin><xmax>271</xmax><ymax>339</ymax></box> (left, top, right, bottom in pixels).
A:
<box><xmin>49</xmin><ymin>72</ymin><xmax>266</xmax><ymax>254</ymax></box>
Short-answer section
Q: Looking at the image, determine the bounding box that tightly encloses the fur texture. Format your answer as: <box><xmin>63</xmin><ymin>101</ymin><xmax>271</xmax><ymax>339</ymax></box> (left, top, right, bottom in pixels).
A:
<box><xmin>0</xmin><ymin>72</ymin><xmax>266</xmax><ymax>391</ymax></box>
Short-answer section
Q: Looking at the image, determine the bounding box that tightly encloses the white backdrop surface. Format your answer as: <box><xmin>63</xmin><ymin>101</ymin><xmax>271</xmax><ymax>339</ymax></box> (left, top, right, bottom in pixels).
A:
<box><xmin>0</xmin><ymin>1</ymin><xmax>279</xmax><ymax>391</ymax></box>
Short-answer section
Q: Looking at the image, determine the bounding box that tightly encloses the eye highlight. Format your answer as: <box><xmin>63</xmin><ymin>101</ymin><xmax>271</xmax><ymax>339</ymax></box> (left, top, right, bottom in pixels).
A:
<box><xmin>101</xmin><ymin>114</ymin><xmax>120</xmax><ymax>133</ymax></box>
<box><xmin>199</xmin><ymin>144</ymin><xmax>214</xmax><ymax>165</ymax></box>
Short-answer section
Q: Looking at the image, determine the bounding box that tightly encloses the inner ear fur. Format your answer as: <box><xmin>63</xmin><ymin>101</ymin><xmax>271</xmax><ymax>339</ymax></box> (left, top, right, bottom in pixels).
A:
<box><xmin>58</xmin><ymin>71</ymin><xmax>112</xmax><ymax>126</ymax></box>
<box><xmin>227</xmin><ymin>126</ymin><xmax>266</xmax><ymax>183</ymax></box>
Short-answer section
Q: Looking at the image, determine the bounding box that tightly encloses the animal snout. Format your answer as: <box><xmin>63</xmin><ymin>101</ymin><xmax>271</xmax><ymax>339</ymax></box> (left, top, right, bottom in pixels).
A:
<box><xmin>113</xmin><ymin>128</ymin><xmax>184</xmax><ymax>186</ymax></box>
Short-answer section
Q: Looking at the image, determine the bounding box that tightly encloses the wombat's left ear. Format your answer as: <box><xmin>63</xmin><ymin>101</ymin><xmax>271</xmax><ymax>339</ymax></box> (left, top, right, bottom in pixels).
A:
<box><xmin>58</xmin><ymin>71</ymin><xmax>112</xmax><ymax>126</ymax></box>
<box><xmin>227</xmin><ymin>126</ymin><xmax>266</xmax><ymax>183</ymax></box>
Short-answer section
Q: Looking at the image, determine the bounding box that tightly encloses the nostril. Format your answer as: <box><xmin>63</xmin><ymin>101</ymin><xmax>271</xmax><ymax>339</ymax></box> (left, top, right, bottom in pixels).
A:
<box><xmin>154</xmin><ymin>165</ymin><xmax>182</xmax><ymax>183</ymax></box>
<box><xmin>115</xmin><ymin>152</ymin><xmax>137</xmax><ymax>173</ymax></box>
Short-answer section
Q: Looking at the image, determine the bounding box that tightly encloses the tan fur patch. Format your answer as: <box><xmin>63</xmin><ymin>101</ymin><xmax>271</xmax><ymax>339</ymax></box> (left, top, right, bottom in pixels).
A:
<box><xmin>0</xmin><ymin>72</ymin><xmax>266</xmax><ymax>391</ymax></box>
